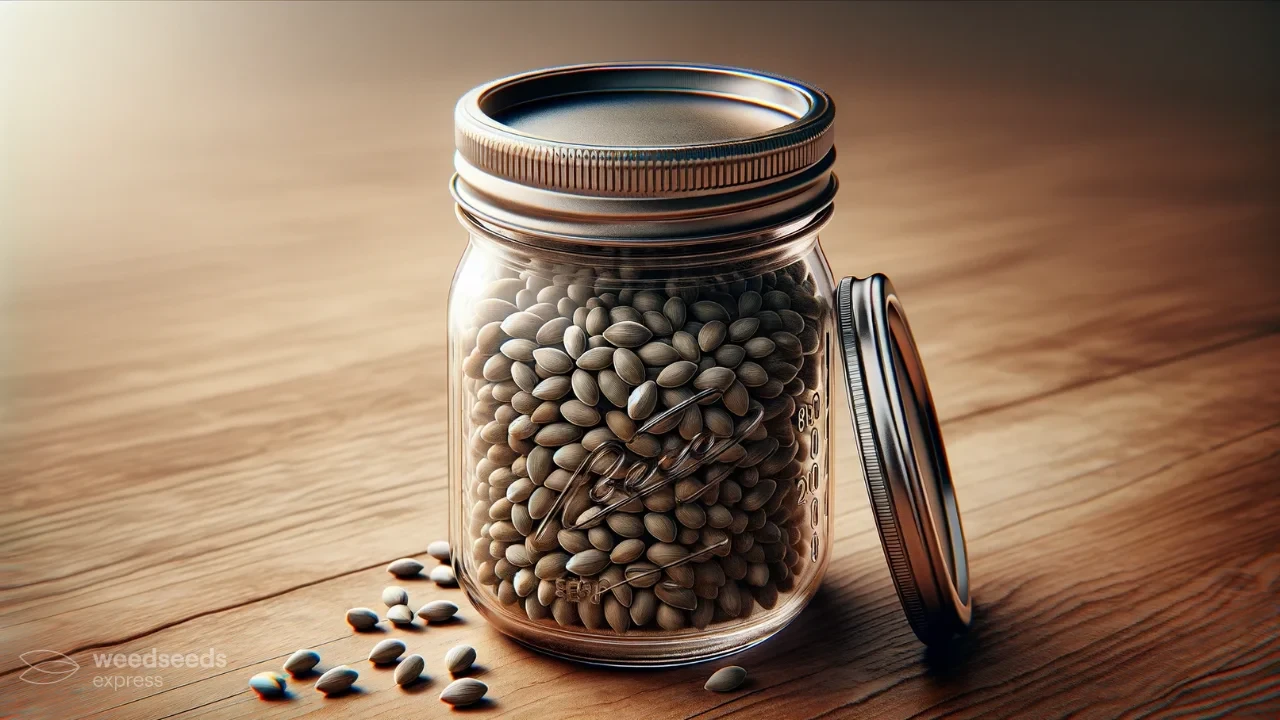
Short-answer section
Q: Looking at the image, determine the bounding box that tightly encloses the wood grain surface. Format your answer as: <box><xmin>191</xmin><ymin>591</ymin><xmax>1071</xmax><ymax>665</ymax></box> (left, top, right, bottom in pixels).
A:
<box><xmin>2</xmin><ymin>2</ymin><xmax>1277</xmax><ymax>719</ymax></box>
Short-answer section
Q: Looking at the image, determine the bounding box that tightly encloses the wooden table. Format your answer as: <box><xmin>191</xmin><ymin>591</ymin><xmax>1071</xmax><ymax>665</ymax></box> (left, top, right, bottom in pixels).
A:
<box><xmin>2</xmin><ymin>3</ymin><xmax>1277</xmax><ymax>718</ymax></box>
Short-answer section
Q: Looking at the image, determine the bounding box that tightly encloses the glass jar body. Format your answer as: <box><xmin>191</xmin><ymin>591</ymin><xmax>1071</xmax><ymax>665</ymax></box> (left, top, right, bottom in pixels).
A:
<box><xmin>447</xmin><ymin>225</ymin><xmax>836</xmax><ymax>666</ymax></box>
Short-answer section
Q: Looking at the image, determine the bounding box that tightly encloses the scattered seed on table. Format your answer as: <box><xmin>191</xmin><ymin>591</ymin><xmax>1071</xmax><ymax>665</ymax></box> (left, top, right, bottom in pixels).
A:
<box><xmin>417</xmin><ymin>600</ymin><xmax>459</xmax><ymax>623</ymax></box>
<box><xmin>430</xmin><ymin>565</ymin><xmax>458</xmax><ymax>587</ymax></box>
<box><xmin>428</xmin><ymin>540</ymin><xmax>452</xmax><ymax>563</ymax></box>
<box><xmin>387</xmin><ymin>558</ymin><xmax>424</xmax><ymax>578</ymax></box>
<box><xmin>345</xmin><ymin>607</ymin><xmax>380</xmax><ymax>631</ymax></box>
<box><xmin>704</xmin><ymin>665</ymin><xmax>747</xmax><ymax>692</ymax></box>
<box><xmin>283</xmin><ymin>649</ymin><xmax>320</xmax><ymax>676</ymax></box>
<box><xmin>248</xmin><ymin>671</ymin><xmax>286</xmax><ymax>698</ymax></box>
<box><xmin>444</xmin><ymin>644</ymin><xmax>476</xmax><ymax>674</ymax></box>
<box><xmin>314</xmin><ymin>666</ymin><xmax>358</xmax><ymax>696</ymax></box>
<box><xmin>440</xmin><ymin>677</ymin><xmax>488</xmax><ymax>707</ymax></box>
<box><xmin>382</xmin><ymin>586</ymin><xmax>408</xmax><ymax>608</ymax></box>
<box><xmin>395</xmin><ymin>654</ymin><xmax>426</xmax><ymax>687</ymax></box>
<box><xmin>387</xmin><ymin>604</ymin><xmax>415</xmax><ymax>625</ymax></box>
<box><xmin>368</xmin><ymin>638</ymin><xmax>406</xmax><ymax>665</ymax></box>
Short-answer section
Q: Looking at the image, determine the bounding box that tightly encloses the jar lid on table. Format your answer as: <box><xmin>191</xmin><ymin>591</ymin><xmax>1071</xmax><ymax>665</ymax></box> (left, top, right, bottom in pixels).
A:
<box><xmin>836</xmin><ymin>274</ymin><xmax>972</xmax><ymax>644</ymax></box>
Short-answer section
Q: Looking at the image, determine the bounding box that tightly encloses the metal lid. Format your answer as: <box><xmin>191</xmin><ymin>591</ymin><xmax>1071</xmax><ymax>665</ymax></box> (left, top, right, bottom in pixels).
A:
<box><xmin>452</xmin><ymin>63</ymin><xmax>837</xmax><ymax>241</ymax></box>
<box><xmin>836</xmin><ymin>275</ymin><xmax>972</xmax><ymax>645</ymax></box>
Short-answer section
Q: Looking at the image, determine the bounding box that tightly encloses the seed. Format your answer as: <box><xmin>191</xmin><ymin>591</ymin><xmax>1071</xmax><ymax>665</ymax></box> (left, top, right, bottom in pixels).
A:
<box><xmin>780</xmin><ymin>309</ymin><xmax>806</xmax><ymax>334</ymax></box>
<box><xmin>500</xmin><ymin>311</ymin><xmax>543</xmax><ymax>340</ymax></box>
<box><xmin>663</xmin><ymin>297</ymin><xmax>687</xmax><ymax>328</ymax></box>
<box><xmin>714</xmin><ymin>344</ymin><xmax>745</xmax><ymax>368</ymax></box>
<box><xmin>629</xmin><ymin>589</ymin><xmax>658</xmax><ymax>625</ymax></box>
<box><xmin>566</xmin><ymin>548</ymin><xmax>610</xmax><ymax>576</ymax></box>
<box><xmin>346</xmin><ymin>607</ymin><xmax>380</xmax><ymax>631</ymax></box>
<box><xmin>606</xmin><ymin>512</ymin><xmax>645</xmax><ymax>538</ymax></box>
<box><xmin>427</xmin><ymin>540</ymin><xmax>451</xmax><ymax>564</ymax></box>
<box><xmin>394</xmin><ymin>654</ymin><xmax>425</xmax><ymax>687</ymax></box>
<box><xmin>564</xmin><ymin>325</ymin><xmax>588</xmax><ymax>358</ymax></box>
<box><xmin>552</xmin><ymin>597</ymin><xmax>580</xmax><ymax>626</ymax></box>
<box><xmin>368</xmin><ymin>638</ymin><xmax>406</xmax><ymax>665</ymax></box>
<box><xmin>586</xmin><ymin>306</ymin><xmax>610</xmax><ymax>335</ymax></box>
<box><xmin>532</xmin><ymin>375</ymin><xmax>572</xmax><ymax>400</ymax></box>
<box><xmin>417</xmin><ymin>600</ymin><xmax>460</xmax><ymax>623</ymax></box>
<box><xmin>533</xmin><ymin>347</ymin><xmax>574</xmax><ymax>375</ymax></box>
<box><xmin>314</xmin><ymin>666</ymin><xmax>358</xmax><ymax>696</ymax></box>
<box><xmin>675</xmin><ymin>503</ymin><xmax>707</xmax><ymax>529</ymax></box>
<box><xmin>641</xmin><ymin>310</ymin><xmax>674</xmax><ymax>337</ymax></box>
<box><xmin>627</xmin><ymin>381</ymin><xmax>658</xmax><ymax>420</ymax></box>
<box><xmin>644</xmin><ymin>514</ymin><xmax>678</xmax><ymax>543</ymax></box>
<box><xmin>575</xmin><ymin>346</ymin><xmax>616</xmax><ymax>371</ymax></box>
<box><xmin>386</xmin><ymin>558</ymin><xmax>423</xmax><ymax>578</ymax></box>
<box><xmin>560</xmin><ymin>399</ymin><xmax>601</xmax><ymax>427</ymax></box>
<box><xmin>655</xmin><ymin>583</ymin><xmax>698</xmax><ymax>611</ymax></box>
<box><xmin>382</xmin><ymin>586</ymin><xmax>408</xmax><ymax>608</ymax></box>
<box><xmin>613</xmin><ymin>348</ymin><xmax>645</xmax><ymax>385</ymax></box>
<box><xmin>283</xmin><ymin>649</ymin><xmax>320</xmax><ymax>676</ymax></box>
<box><xmin>509</xmin><ymin>415</ymin><xmax>538</xmax><ymax>440</ymax></box>
<box><xmin>527</xmin><ymin>301</ymin><xmax>560</xmax><ymax>321</ymax></box>
<box><xmin>249</xmin><ymin>671</ymin><xmax>286</xmax><ymax>698</ymax></box>
<box><xmin>626</xmin><ymin>432</ymin><xmax>662</xmax><ymax>457</ymax></box>
<box><xmin>691</xmin><ymin>300</ymin><xmax>730</xmax><ymax>322</ymax></box>
<box><xmin>656</xmin><ymin>360</ymin><xmax>697</xmax><ymax>388</ymax></box>
<box><xmin>430</xmin><ymin>565</ymin><xmax>458</xmax><ymax>587</ymax></box>
<box><xmin>387</xmin><ymin>604</ymin><xmax>415</xmax><ymax>625</ymax></box>
<box><xmin>743</xmin><ymin>336</ymin><xmax>775</xmax><ymax>358</ymax></box>
<box><xmin>705</xmin><ymin>665</ymin><xmax>748</xmax><ymax>692</ymax></box>
<box><xmin>672</xmin><ymin>331</ymin><xmax>701</xmax><ymax>362</ymax></box>
<box><xmin>609</xmin><ymin>538</ymin><xmax>646</xmax><ymax>564</ymax></box>
<box><xmin>536</xmin><ymin>316</ymin><xmax>572</xmax><ymax>345</ymax></box>
<box><xmin>656</xmin><ymin>602</ymin><xmax>687</xmax><ymax>630</ymax></box>
<box><xmin>698</xmin><ymin>321</ymin><xmax>727</xmax><ymax>352</ymax></box>
<box><xmin>535</xmin><ymin>552</ymin><xmax>570</xmax><ymax>579</ymax></box>
<box><xmin>637</xmin><ymin>341</ymin><xmax>680</xmax><ymax>366</ymax></box>
<box><xmin>475</xmin><ymin>297</ymin><xmax>518</xmax><ymax>325</ymax></box>
<box><xmin>514</xmin><ymin>567</ymin><xmax>539</xmax><ymax>597</ymax></box>
<box><xmin>598</xmin><ymin>370</ymin><xmax>631</xmax><ymax>407</ymax></box>
<box><xmin>440</xmin><ymin>678</ymin><xmax>488</xmax><ymax>707</ymax></box>
<box><xmin>571</xmin><ymin>369</ymin><xmax>599</xmax><ymax>405</ymax></box>
<box><xmin>603</xmin><ymin>410</ymin><xmax>637</xmax><ymax>441</ymax></box>
<box><xmin>500</xmin><ymin>338</ymin><xmax>537</xmax><ymax>362</ymax></box>
<box><xmin>723</xmin><ymin>380</ymin><xmax>750</xmax><ymax>415</ymax></box>
<box><xmin>693</xmin><ymin>366</ymin><xmax>735</xmax><ymax>392</ymax></box>
<box><xmin>515</xmin><ymin>288</ymin><xmax>536</xmax><ymax>310</ymax></box>
<box><xmin>603</xmin><ymin>320</ymin><xmax>653</xmax><ymax>348</ymax></box>
<box><xmin>603</xmin><ymin>595</ymin><xmax>632</xmax><ymax>633</ymax></box>
<box><xmin>735</xmin><ymin>361</ymin><xmax>769</xmax><ymax>387</ymax></box>
<box><xmin>530</xmin><ymin>401</ymin><xmax>560</xmax><ymax>425</ymax></box>
<box><xmin>534</xmin><ymin>422</ymin><xmax>582</xmax><ymax>447</ymax></box>
<box><xmin>647</xmin><ymin>542</ymin><xmax>689</xmax><ymax>567</ymax></box>
<box><xmin>445</xmin><ymin>644</ymin><xmax>477</xmax><ymax>674</ymax></box>
<box><xmin>727</xmin><ymin>317</ymin><xmax>759</xmax><ymax>343</ymax></box>
<box><xmin>582</xmin><ymin>426</ymin><xmax>618</xmax><ymax>450</ymax></box>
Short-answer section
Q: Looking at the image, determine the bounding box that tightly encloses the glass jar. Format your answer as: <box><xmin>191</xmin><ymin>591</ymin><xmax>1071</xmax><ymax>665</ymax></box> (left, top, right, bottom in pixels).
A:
<box><xmin>447</xmin><ymin>64</ymin><xmax>971</xmax><ymax>666</ymax></box>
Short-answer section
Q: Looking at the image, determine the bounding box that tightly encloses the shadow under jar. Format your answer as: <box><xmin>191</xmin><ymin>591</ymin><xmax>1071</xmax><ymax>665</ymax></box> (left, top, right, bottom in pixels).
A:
<box><xmin>447</xmin><ymin>64</ymin><xmax>972</xmax><ymax>666</ymax></box>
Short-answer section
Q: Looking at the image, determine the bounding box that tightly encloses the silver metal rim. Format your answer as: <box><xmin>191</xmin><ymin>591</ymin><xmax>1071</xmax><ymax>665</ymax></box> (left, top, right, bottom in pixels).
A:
<box><xmin>452</xmin><ymin>62</ymin><xmax>837</xmax><ymax>241</ymax></box>
<box><xmin>836</xmin><ymin>275</ymin><xmax>972</xmax><ymax>645</ymax></box>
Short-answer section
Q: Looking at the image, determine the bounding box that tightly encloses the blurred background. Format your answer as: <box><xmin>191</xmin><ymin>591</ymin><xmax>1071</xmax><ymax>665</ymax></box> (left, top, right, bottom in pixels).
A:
<box><xmin>3</xmin><ymin>0</ymin><xmax>1276</xmax><ymax>424</ymax></box>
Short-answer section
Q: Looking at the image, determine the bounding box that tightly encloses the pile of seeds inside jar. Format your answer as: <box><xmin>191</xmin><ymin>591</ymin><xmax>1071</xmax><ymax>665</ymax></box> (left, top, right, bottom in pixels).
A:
<box><xmin>460</xmin><ymin>259</ymin><xmax>827</xmax><ymax>632</ymax></box>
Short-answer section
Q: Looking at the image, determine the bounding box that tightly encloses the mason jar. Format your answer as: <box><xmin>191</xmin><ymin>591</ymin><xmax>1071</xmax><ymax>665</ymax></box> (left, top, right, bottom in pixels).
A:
<box><xmin>448</xmin><ymin>64</ymin><xmax>971</xmax><ymax>666</ymax></box>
